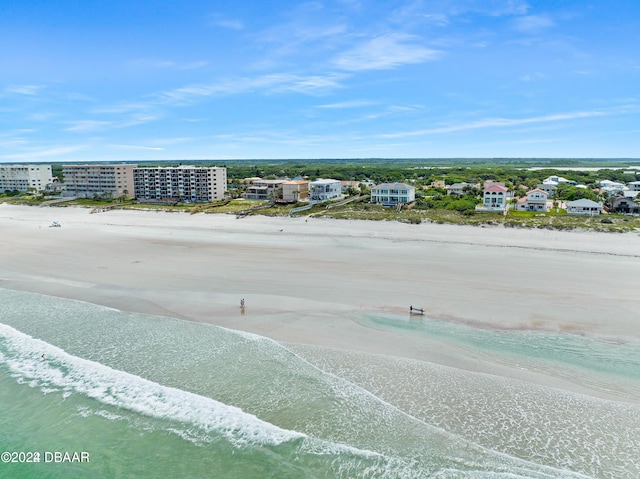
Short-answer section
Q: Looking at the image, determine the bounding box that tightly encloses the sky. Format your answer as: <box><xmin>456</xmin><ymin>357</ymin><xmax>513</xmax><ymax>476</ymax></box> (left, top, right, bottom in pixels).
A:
<box><xmin>1</xmin><ymin>0</ymin><xmax>639</xmax><ymax>163</ymax></box>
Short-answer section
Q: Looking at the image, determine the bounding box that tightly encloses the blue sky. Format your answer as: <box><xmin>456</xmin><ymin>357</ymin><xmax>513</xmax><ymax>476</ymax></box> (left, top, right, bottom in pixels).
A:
<box><xmin>1</xmin><ymin>0</ymin><xmax>639</xmax><ymax>162</ymax></box>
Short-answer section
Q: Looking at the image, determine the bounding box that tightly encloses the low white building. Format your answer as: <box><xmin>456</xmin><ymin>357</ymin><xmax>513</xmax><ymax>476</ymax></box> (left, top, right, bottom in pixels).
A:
<box><xmin>0</xmin><ymin>164</ymin><xmax>53</xmax><ymax>193</ymax></box>
<box><xmin>566</xmin><ymin>199</ymin><xmax>603</xmax><ymax>216</ymax></box>
<box><xmin>629</xmin><ymin>181</ymin><xmax>640</xmax><ymax>192</ymax></box>
<box><xmin>516</xmin><ymin>188</ymin><xmax>549</xmax><ymax>212</ymax></box>
<box><xmin>309</xmin><ymin>179</ymin><xmax>341</xmax><ymax>204</ymax></box>
<box><xmin>370</xmin><ymin>182</ymin><xmax>416</xmax><ymax>205</ymax></box>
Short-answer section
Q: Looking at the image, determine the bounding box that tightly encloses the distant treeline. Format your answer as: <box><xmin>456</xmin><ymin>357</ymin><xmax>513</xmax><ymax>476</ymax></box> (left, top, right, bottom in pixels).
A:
<box><xmin>51</xmin><ymin>158</ymin><xmax>639</xmax><ymax>186</ymax></box>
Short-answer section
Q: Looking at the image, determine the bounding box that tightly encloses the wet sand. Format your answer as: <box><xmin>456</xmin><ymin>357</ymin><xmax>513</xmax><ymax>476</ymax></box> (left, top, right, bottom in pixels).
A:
<box><xmin>1</xmin><ymin>203</ymin><xmax>639</xmax><ymax>399</ymax></box>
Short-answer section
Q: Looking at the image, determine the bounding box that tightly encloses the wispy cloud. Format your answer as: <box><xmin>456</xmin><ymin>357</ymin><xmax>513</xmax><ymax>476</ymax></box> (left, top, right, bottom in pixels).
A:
<box><xmin>381</xmin><ymin>110</ymin><xmax>609</xmax><ymax>138</ymax></box>
<box><xmin>316</xmin><ymin>100</ymin><xmax>375</xmax><ymax>109</ymax></box>
<box><xmin>157</xmin><ymin>73</ymin><xmax>346</xmax><ymax>105</ymax></box>
<box><xmin>0</xmin><ymin>145</ymin><xmax>86</xmax><ymax>160</ymax></box>
<box><xmin>5</xmin><ymin>84</ymin><xmax>46</xmax><ymax>95</ymax></box>
<box><xmin>513</xmin><ymin>14</ymin><xmax>554</xmax><ymax>33</ymax></box>
<box><xmin>64</xmin><ymin>120</ymin><xmax>112</xmax><ymax>132</ymax></box>
<box><xmin>131</xmin><ymin>59</ymin><xmax>208</xmax><ymax>70</ymax></box>
<box><xmin>332</xmin><ymin>33</ymin><xmax>440</xmax><ymax>71</ymax></box>
<box><xmin>109</xmin><ymin>144</ymin><xmax>165</xmax><ymax>151</ymax></box>
<box><xmin>215</xmin><ymin>19</ymin><xmax>244</xmax><ymax>30</ymax></box>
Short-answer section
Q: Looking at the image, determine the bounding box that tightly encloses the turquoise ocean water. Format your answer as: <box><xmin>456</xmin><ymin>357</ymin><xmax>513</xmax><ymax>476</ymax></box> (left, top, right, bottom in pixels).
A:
<box><xmin>1</xmin><ymin>287</ymin><xmax>638</xmax><ymax>479</ymax></box>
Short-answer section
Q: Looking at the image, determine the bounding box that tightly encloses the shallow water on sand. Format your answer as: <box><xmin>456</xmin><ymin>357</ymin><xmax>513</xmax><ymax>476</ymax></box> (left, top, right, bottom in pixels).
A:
<box><xmin>1</xmin><ymin>288</ymin><xmax>637</xmax><ymax>478</ymax></box>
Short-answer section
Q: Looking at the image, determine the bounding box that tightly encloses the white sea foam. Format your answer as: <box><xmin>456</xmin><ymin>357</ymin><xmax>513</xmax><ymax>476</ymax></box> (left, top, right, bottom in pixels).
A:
<box><xmin>0</xmin><ymin>322</ymin><xmax>303</xmax><ymax>447</ymax></box>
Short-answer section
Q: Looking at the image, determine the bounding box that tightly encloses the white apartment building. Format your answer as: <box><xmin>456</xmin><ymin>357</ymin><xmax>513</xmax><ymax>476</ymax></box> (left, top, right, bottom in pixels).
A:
<box><xmin>133</xmin><ymin>166</ymin><xmax>227</xmax><ymax>203</ymax></box>
<box><xmin>0</xmin><ymin>164</ymin><xmax>52</xmax><ymax>193</ymax></box>
<box><xmin>63</xmin><ymin>164</ymin><xmax>136</xmax><ymax>198</ymax></box>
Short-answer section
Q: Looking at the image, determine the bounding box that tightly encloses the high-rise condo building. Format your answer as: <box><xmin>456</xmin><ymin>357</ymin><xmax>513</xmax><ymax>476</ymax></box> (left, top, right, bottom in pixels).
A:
<box><xmin>0</xmin><ymin>164</ymin><xmax>53</xmax><ymax>193</ymax></box>
<box><xmin>62</xmin><ymin>164</ymin><xmax>136</xmax><ymax>198</ymax></box>
<box><xmin>133</xmin><ymin>166</ymin><xmax>227</xmax><ymax>202</ymax></box>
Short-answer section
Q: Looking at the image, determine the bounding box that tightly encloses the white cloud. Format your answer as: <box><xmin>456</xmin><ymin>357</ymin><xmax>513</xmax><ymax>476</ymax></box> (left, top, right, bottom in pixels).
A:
<box><xmin>157</xmin><ymin>73</ymin><xmax>346</xmax><ymax>105</ymax></box>
<box><xmin>131</xmin><ymin>59</ymin><xmax>208</xmax><ymax>70</ymax></box>
<box><xmin>332</xmin><ymin>33</ymin><xmax>440</xmax><ymax>71</ymax></box>
<box><xmin>513</xmin><ymin>14</ymin><xmax>554</xmax><ymax>32</ymax></box>
<box><xmin>316</xmin><ymin>100</ymin><xmax>375</xmax><ymax>109</ymax></box>
<box><xmin>0</xmin><ymin>145</ymin><xmax>86</xmax><ymax>160</ymax></box>
<box><xmin>64</xmin><ymin>120</ymin><xmax>112</xmax><ymax>132</ymax></box>
<box><xmin>381</xmin><ymin>110</ymin><xmax>608</xmax><ymax>138</ymax></box>
<box><xmin>109</xmin><ymin>144</ymin><xmax>164</xmax><ymax>151</ymax></box>
<box><xmin>5</xmin><ymin>85</ymin><xmax>45</xmax><ymax>95</ymax></box>
<box><xmin>215</xmin><ymin>19</ymin><xmax>244</xmax><ymax>30</ymax></box>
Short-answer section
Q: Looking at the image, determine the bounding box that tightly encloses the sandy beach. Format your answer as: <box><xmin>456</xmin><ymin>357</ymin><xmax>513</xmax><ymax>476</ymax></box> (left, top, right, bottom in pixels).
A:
<box><xmin>1</xmin><ymin>203</ymin><xmax>639</xmax><ymax>399</ymax></box>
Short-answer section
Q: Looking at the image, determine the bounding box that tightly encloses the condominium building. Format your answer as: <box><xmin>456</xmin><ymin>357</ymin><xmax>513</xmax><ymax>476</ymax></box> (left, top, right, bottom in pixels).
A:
<box><xmin>63</xmin><ymin>164</ymin><xmax>136</xmax><ymax>198</ymax></box>
<box><xmin>0</xmin><ymin>164</ymin><xmax>52</xmax><ymax>193</ymax></box>
<box><xmin>133</xmin><ymin>166</ymin><xmax>227</xmax><ymax>203</ymax></box>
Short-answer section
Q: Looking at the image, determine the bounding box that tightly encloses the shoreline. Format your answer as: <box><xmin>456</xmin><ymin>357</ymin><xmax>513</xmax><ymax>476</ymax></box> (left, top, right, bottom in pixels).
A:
<box><xmin>1</xmin><ymin>203</ymin><xmax>639</xmax><ymax>402</ymax></box>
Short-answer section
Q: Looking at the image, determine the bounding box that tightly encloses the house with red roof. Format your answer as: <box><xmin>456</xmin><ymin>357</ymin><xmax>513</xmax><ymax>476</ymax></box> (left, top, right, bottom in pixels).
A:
<box><xmin>476</xmin><ymin>184</ymin><xmax>509</xmax><ymax>212</ymax></box>
<box><xmin>516</xmin><ymin>188</ymin><xmax>549</xmax><ymax>212</ymax></box>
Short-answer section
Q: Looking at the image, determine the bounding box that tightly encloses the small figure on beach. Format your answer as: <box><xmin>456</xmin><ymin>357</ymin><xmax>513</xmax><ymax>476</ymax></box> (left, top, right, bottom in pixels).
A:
<box><xmin>41</xmin><ymin>354</ymin><xmax>46</xmax><ymax>361</ymax></box>
<box><xmin>241</xmin><ymin>298</ymin><xmax>245</xmax><ymax>308</ymax></box>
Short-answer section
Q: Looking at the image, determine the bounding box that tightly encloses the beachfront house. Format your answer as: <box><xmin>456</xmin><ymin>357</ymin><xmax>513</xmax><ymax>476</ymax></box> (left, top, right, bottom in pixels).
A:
<box><xmin>476</xmin><ymin>184</ymin><xmax>509</xmax><ymax>212</ymax></box>
<box><xmin>606</xmin><ymin>193</ymin><xmax>640</xmax><ymax>215</ymax></box>
<box><xmin>516</xmin><ymin>188</ymin><xmax>549</xmax><ymax>212</ymax></box>
<box><xmin>370</xmin><ymin>182</ymin><xmax>415</xmax><ymax>206</ymax></box>
<box><xmin>243</xmin><ymin>179</ymin><xmax>286</xmax><ymax>201</ymax></box>
<box><xmin>566</xmin><ymin>199</ymin><xmax>603</xmax><ymax>216</ymax></box>
<box><xmin>309</xmin><ymin>179</ymin><xmax>342</xmax><ymax>204</ymax></box>
<box><xmin>282</xmin><ymin>180</ymin><xmax>309</xmax><ymax>203</ymax></box>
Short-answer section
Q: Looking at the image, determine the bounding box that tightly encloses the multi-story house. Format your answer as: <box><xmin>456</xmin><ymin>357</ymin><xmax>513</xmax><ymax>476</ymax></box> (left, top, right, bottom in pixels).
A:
<box><xmin>516</xmin><ymin>188</ymin><xmax>549</xmax><ymax>212</ymax></box>
<box><xmin>309</xmin><ymin>179</ymin><xmax>342</xmax><ymax>204</ymax></box>
<box><xmin>370</xmin><ymin>182</ymin><xmax>416</xmax><ymax>205</ymax></box>
<box><xmin>282</xmin><ymin>180</ymin><xmax>309</xmax><ymax>202</ymax></box>
<box><xmin>243</xmin><ymin>179</ymin><xmax>286</xmax><ymax>201</ymax></box>
<box><xmin>476</xmin><ymin>184</ymin><xmax>509</xmax><ymax>212</ymax></box>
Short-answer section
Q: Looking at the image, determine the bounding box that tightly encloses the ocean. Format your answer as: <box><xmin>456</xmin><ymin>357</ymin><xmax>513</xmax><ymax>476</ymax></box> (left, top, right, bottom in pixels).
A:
<box><xmin>1</xmin><ymin>287</ymin><xmax>638</xmax><ymax>479</ymax></box>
